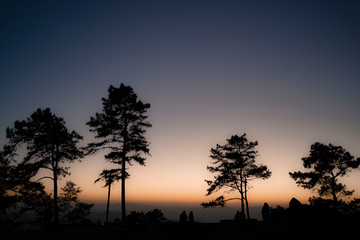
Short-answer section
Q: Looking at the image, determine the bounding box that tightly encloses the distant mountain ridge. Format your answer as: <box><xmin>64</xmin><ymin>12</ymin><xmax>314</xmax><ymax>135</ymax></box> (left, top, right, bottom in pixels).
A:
<box><xmin>90</xmin><ymin>202</ymin><xmax>264</xmax><ymax>223</ymax></box>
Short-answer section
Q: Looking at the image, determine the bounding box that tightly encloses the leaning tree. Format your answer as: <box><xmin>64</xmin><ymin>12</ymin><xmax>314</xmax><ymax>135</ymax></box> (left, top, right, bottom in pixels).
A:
<box><xmin>6</xmin><ymin>108</ymin><xmax>84</xmax><ymax>224</ymax></box>
<box><xmin>202</xmin><ymin>134</ymin><xmax>271</xmax><ymax>219</ymax></box>
<box><xmin>289</xmin><ymin>142</ymin><xmax>360</xmax><ymax>209</ymax></box>
<box><xmin>86</xmin><ymin>84</ymin><xmax>151</xmax><ymax>220</ymax></box>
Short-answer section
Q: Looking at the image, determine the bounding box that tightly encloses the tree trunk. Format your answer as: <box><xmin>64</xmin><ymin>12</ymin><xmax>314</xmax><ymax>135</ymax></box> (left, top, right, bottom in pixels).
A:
<box><xmin>121</xmin><ymin>124</ymin><xmax>128</xmax><ymax>221</ymax></box>
<box><xmin>106</xmin><ymin>183</ymin><xmax>111</xmax><ymax>223</ymax></box>
<box><xmin>244</xmin><ymin>178</ymin><xmax>250</xmax><ymax>220</ymax></box>
<box><xmin>53</xmin><ymin>170</ymin><xmax>59</xmax><ymax>224</ymax></box>
<box><xmin>330</xmin><ymin>173</ymin><xmax>338</xmax><ymax>209</ymax></box>
<box><xmin>331</xmin><ymin>180</ymin><xmax>338</xmax><ymax>209</ymax></box>
<box><xmin>121</xmin><ymin>160</ymin><xmax>126</xmax><ymax>221</ymax></box>
<box><xmin>239</xmin><ymin>172</ymin><xmax>245</xmax><ymax>215</ymax></box>
<box><xmin>332</xmin><ymin>192</ymin><xmax>338</xmax><ymax>209</ymax></box>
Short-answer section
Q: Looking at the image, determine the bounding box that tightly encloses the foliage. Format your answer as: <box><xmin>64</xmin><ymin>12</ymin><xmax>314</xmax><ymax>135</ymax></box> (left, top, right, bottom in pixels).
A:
<box><xmin>202</xmin><ymin>134</ymin><xmax>271</xmax><ymax>219</ymax></box>
<box><xmin>289</xmin><ymin>142</ymin><xmax>360</xmax><ymax>207</ymax></box>
<box><xmin>59</xmin><ymin>181</ymin><xmax>94</xmax><ymax>224</ymax></box>
<box><xmin>127</xmin><ymin>209</ymin><xmax>166</xmax><ymax>224</ymax></box>
<box><xmin>94</xmin><ymin>168</ymin><xmax>126</xmax><ymax>187</ymax></box>
<box><xmin>268</xmin><ymin>197</ymin><xmax>360</xmax><ymax>225</ymax></box>
<box><xmin>59</xmin><ymin>181</ymin><xmax>82</xmax><ymax>212</ymax></box>
<box><xmin>126</xmin><ymin>211</ymin><xmax>144</xmax><ymax>223</ymax></box>
<box><xmin>86</xmin><ymin>84</ymin><xmax>151</xmax><ymax>220</ymax></box>
<box><xmin>65</xmin><ymin>202</ymin><xmax>94</xmax><ymax>224</ymax></box>
<box><xmin>201</xmin><ymin>196</ymin><xmax>226</xmax><ymax>208</ymax></box>
<box><xmin>0</xmin><ymin>146</ymin><xmax>17</xmax><ymax>217</ymax></box>
<box><xmin>85</xmin><ymin>84</ymin><xmax>151</xmax><ymax>164</ymax></box>
<box><xmin>146</xmin><ymin>209</ymin><xmax>166</xmax><ymax>223</ymax></box>
<box><xmin>0</xmin><ymin>146</ymin><xmax>19</xmax><ymax>226</ymax></box>
<box><xmin>6</xmin><ymin>108</ymin><xmax>84</xmax><ymax>177</ymax></box>
<box><xmin>0</xmin><ymin>144</ymin><xmax>53</xmax><ymax>227</ymax></box>
<box><xmin>6</xmin><ymin>108</ymin><xmax>84</xmax><ymax>224</ymax></box>
<box><xmin>1</xmin><ymin>143</ymin><xmax>90</xmax><ymax>227</ymax></box>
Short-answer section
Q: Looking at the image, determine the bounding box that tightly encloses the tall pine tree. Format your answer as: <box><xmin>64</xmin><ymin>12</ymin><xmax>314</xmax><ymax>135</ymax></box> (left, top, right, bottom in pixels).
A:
<box><xmin>86</xmin><ymin>84</ymin><xmax>151</xmax><ymax>220</ymax></box>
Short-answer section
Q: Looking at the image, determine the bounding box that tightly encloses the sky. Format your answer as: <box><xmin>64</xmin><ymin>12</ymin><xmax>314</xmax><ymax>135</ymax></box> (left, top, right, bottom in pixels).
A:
<box><xmin>1</xmin><ymin>0</ymin><xmax>360</xmax><ymax>216</ymax></box>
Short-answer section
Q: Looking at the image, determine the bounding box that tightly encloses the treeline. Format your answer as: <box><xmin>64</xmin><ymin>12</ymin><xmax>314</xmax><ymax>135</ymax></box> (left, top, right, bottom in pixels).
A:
<box><xmin>1</xmin><ymin>83</ymin><xmax>360</xmax><ymax>229</ymax></box>
<box><xmin>267</xmin><ymin>197</ymin><xmax>360</xmax><ymax>225</ymax></box>
<box><xmin>1</xmin><ymin>84</ymin><xmax>151</xmax><ymax>228</ymax></box>
<box><xmin>202</xmin><ymin>136</ymin><xmax>360</xmax><ymax>221</ymax></box>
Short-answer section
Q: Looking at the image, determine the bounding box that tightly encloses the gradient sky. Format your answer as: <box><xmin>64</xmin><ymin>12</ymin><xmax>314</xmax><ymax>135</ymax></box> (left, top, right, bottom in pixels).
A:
<box><xmin>1</xmin><ymin>0</ymin><xmax>360</xmax><ymax>209</ymax></box>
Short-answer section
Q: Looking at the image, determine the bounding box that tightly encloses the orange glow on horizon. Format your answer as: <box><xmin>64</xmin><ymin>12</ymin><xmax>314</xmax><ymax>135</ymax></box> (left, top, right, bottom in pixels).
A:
<box><xmin>77</xmin><ymin>182</ymin><xmax>315</xmax><ymax>207</ymax></box>
<box><xmin>40</xmin><ymin>135</ymin><xmax>360</xmax><ymax>210</ymax></box>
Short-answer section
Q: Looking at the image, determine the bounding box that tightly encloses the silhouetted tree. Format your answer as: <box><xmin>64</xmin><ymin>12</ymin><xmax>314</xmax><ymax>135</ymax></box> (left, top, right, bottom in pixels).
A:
<box><xmin>126</xmin><ymin>211</ymin><xmax>143</xmax><ymax>223</ymax></box>
<box><xmin>18</xmin><ymin>180</ymin><xmax>53</xmax><ymax>225</ymax></box>
<box><xmin>94</xmin><ymin>169</ymin><xmax>125</xmax><ymax>223</ymax></box>
<box><xmin>0</xmin><ymin>145</ymin><xmax>18</xmax><ymax>224</ymax></box>
<box><xmin>289</xmin><ymin>142</ymin><xmax>360</xmax><ymax>209</ymax></box>
<box><xmin>146</xmin><ymin>209</ymin><xmax>166</xmax><ymax>224</ymax></box>
<box><xmin>59</xmin><ymin>181</ymin><xmax>81</xmax><ymax>214</ymax></box>
<box><xmin>86</xmin><ymin>84</ymin><xmax>151</xmax><ymax>220</ymax></box>
<box><xmin>348</xmin><ymin>198</ymin><xmax>360</xmax><ymax>211</ymax></box>
<box><xmin>59</xmin><ymin>181</ymin><xmax>93</xmax><ymax>224</ymax></box>
<box><xmin>6</xmin><ymin>108</ymin><xmax>84</xmax><ymax>224</ymax></box>
<box><xmin>0</xmin><ymin>144</ymin><xmax>53</xmax><ymax>227</ymax></box>
<box><xmin>201</xmin><ymin>134</ymin><xmax>271</xmax><ymax>219</ymax></box>
<box><xmin>66</xmin><ymin>202</ymin><xmax>93</xmax><ymax>224</ymax></box>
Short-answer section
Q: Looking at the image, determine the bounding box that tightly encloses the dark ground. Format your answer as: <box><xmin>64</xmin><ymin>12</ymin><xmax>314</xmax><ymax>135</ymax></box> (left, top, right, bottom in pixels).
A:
<box><xmin>2</xmin><ymin>221</ymin><xmax>360</xmax><ymax>240</ymax></box>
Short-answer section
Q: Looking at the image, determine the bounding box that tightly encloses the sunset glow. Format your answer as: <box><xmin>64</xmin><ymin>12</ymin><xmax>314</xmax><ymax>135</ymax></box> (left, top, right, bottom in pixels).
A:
<box><xmin>1</xmin><ymin>1</ymin><xmax>360</xmax><ymax>222</ymax></box>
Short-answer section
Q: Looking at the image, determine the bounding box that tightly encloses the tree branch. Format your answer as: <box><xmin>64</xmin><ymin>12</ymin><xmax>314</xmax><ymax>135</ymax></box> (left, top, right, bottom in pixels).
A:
<box><xmin>37</xmin><ymin>176</ymin><xmax>54</xmax><ymax>182</ymax></box>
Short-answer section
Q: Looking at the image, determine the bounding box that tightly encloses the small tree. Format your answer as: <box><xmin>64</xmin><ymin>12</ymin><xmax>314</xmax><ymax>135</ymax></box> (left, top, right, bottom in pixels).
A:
<box><xmin>86</xmin><ymin>84</ymin><xmax>151</xmax><ymax>220</ymax></box>
<box><xmin>289</xmin><ymin>142</ymin><xmax>360</xmax><ymax>208</ymax></box>
<box><xmin>59</xmin><ymin>181</ymin><xmax>93</xmax><ymax>224</ymax></box>
<box><xmin>6</xmin><ymin>108</ymin><xmax>84</xmax><ymax>224</ymax></box>
<box><xmin>94</xmin><ymin>169</ymin><xmax>125</xmax><ymax>223</ymax></box>
<box><xmin>59</xmin><ymin>181</ymin><xmax>81</xmax><ymax>210</ymax></box>
<box><xmin>146</xmin><ymin>209</ymin><xmax>166</xmax><ymax>223</ymax></box>
<box><xmin>202</xmin><ymin>134</ymin><xmax>271</xmax><ymax>219</ymax></box>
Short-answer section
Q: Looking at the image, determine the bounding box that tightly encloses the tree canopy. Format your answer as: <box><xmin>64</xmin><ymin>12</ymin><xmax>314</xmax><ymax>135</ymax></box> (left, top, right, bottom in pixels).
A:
<box><xmin>289</xmin><ymin>142</ymin><xmax>360</xmax><ymax>208</ymax></box>
<box><xmin>6</xmin><ymin>108</ymin><xmax>84</xmax><ymax>224</ymax></box>
<box><xmin>202</xmin><ymin>134</ymin><xmax>271</xmax><ymax>219</ymax></box>
<box><xmin>86</xmin><ymin>84</ymin><xmax>151</xmax><ymax>220</ymax></box>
